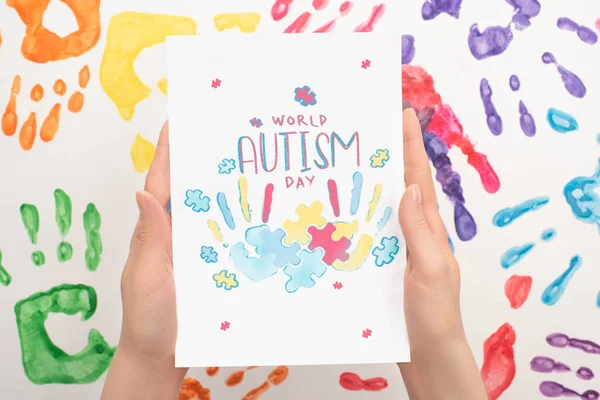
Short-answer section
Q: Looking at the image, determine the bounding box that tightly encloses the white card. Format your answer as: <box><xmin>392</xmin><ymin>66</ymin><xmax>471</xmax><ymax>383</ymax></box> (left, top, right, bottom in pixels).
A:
<box><xmin>167</xmin><ymin>33</ymin><xmax>408</xmax><ymax>367</ymax></box>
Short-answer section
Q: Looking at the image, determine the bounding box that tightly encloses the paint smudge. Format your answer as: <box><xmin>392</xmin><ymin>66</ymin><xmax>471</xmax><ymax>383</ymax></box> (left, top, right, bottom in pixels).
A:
<box><xmin>481</xmin><ymin>323</ymin><xmax>516</xmax><ymax>400</ymax></box>
<box><xmin>179</xmin><ymin>377</ymin><xmax>211</xmax><ymax>400</ymax></box>
<box><xmin>350</xmin><ymin>171</ymin><xmax>363</xmax><ymax>216</ymax></box>
<box><xmin>468</xmin><ymin>25</ymin><xmax>513</xmax><ymax>60</ymax></box>
<box><xmin>480</xmin><ymin>78</ymin><xmax>503</xmax><ymax>135</ymax></box>
<box><xmin>54</xmin><ymin>79</ymin><xmax>66</xmax><ymax>96</ymax></box>
<box><xmin>54</xmin><ymin>189</ymin><xmax>73</xmax><ymax>262</ymax></box>
<box><xmin>354</xmin><ymin>4</ymin><xmax>385</xmax><ymax>33</ymax></box>
<box><xmin>100</xmin><ymin>12</ymin><xmax>197</xmax><ymax>120</ymax></box>
<box><xmin>2</xmin><ymin>75</ymin><xmax>21</xmax><ymax>136</ymax></box>
<box><xmin>542</xmin><ymin>52</ymin><xmax>586</xmax><ymax>98</ymax></box>
<box><xmin>402</xmin><ymin>35</ymin><xmax>416</xmax><ymax>64</ymax></box>
<box><xmin>328</xmin><ymin>179</ymin><xmax>340</xmax><ymax>217</ymax></box>
<box><xmin>557</xmin><ymin>17</ymin><xmax>598</xmax><ymax>45</ymax></box>
<box><xmin>547</xmin><ymin>108</ymin><xmax>579</xmax><ymax>133</ymax></box>
<box><xmin>262</xmin><ymin>183</ymin><xmax>275</xmax><ymax>223</ymax></box>
<box><xmin>509</xmin><ymin>75</ymin><xmax>520</xmax><ymax>91</ymax></box>
<box><xmin>68</xmin><ymin>91</ymin><xmax>84</xmax><ymax>113</ymax></box>
<box><xmin>217</xmin><ymin>192</ymin><xmax>236</xmax><ymax>230</ymax></box>
<box><xmin>540</xmin><ymin>228</ymin><xmax>556</xmax><ymax>241</ymax></box>
<box><xmin>20</xmin><ymin>203</ymin><xmax>44</xmax><ymax>266</ymax></box>
<box><xmin>8</xmin><ymin>0</ymin><xmax>101</xmax><ymax>63</ymax></box>
<box><xmin>501</xmin><ymin>243</ymin><xmax>535</xmax><ymax>269</ymax></box>
<box><xmin>531</xmin><ymin>356</ymin><xmax>571</xmax><ymax>373</ymax></box>
<box><xmin>205</xmin><ymin>367</ymin><xmax>219</xmax><ymax>377</ymax></box>
<box><xmin>504</xmin><ymin>275</ymin><xmax>532</xmax><ymax>309</ymax></box>
<box><xmin>0</xmin><ymin>250</ymin><xmax>12</xmax><ymax>287</ymax></box>
<box><xmin>130</xmin><ymin>134</ymin><xmax>156</xmax><ymax>173</ymax></box>
<box><xmin>577</xmin><ymin>367</ymin><xmax>594</xmax><ymax>381</ymax></box>
<box><xmin>14</xmin><ymin>284</ymin><xmax>115</xmax><ymax>384</ymax></box>
<box><xmin>19</xmin><ymin>112</ymin><xmax>37</xmax><ymax>151</ymax></box>
<box><xmin>421</xmin><ymin>0</ymin><xmax>462</xmax><ymax>20</ymax></box>
<box><xmin>403</xmin><ymin>65</ymin><xmax>499</xmax><ymax>240</ymax></box>
<box><xmin>40</xmin><ymin>104</ymin><xmax>61</xmax><ymax>143</ymax></box>
<box><xmin>468</xmin><ymin>0</ymin><xmax>540</xmax><ymax>59</ymax></box>
<box><xmin>422</xmin><ymin>130</ymin><xmax>477</xmax><ymax>241</ymax></box>
<box><xmin>539</xmin><ymin>381</ymin><xmax>599</xmax><ymax>399</ymax></box>
<box><xmin>83</xmin><ymin>204</ymin><xmax>102</xmax><ymax>271</ymax></box>
<box><xmin>377</xmin><ymin>206</ymin><xmax>393</xmax><ymax>232</ymax></box>
<box><xmin>519</xmin><ymin>100</ymin><xmax>536</xmax><ymax>137</ymax></box>
<box><xmin>547</xmin><ymin>332</ymin><xmax>600</xmax><ymax>354</ymax></box>
<box><xmin>213</xmin><ymin>12</ymin><xmax>261</xmax><ymax>33</ymax></box>
<box><xmin>238</xmin><ymin>177</ymin><xmax>252</xmax><ymax>223</ymax></box>
<box><xmin>365</xmin><ymin>184</ymin><xmax>382</xmax><ymax>223</ymax></box>
<box><xmin>30</xmin><ymin>84</ymin><xmax>44</xmax><ymax>102</ymax></box>
<box><xmin>314</xmin><ymin>1</ymin><xmax>354</xmax><ymax>33</ymax></box>
<box><xmin>541</xmin><ymin>255</ymin><xmax>582</xmax><ymax>306</ymax></box>
<box><xmin>564</xmin><ymin>159</ymin><xmax>600</xmax><ymax>230</ymax></box>
<box><xmin>339</xmin><ymin>372</ymin><xmax>388</xmax><ymax>391</ymax></box>
<box><xmin>493</xmin><ymin>196</ymin><xmax>550</xmax><ymax>227</ymax></box>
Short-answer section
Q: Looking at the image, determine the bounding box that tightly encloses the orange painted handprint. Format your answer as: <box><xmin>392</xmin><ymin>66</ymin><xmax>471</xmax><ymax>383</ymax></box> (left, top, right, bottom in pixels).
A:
<box><xmin>2</xmin><ymin>0</ymin><xmax>100</xmax><ymax>150</ymax></box>
<box><xmin>180</xmin><ymin>366</ymin><xmax>289</xmax><ymax>400</ymax></box>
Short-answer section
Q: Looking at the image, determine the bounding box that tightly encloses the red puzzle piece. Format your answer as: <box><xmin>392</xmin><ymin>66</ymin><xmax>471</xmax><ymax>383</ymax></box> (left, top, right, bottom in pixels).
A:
<box><xmin>307</xmin><ymin>223</ymin><xmax>350</xmax><ymax>265</ymax></box>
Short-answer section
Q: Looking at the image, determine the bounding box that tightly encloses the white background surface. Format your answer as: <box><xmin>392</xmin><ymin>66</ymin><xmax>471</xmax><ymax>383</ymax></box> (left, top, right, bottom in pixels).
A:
<box><xmin>1</xmin><ymin>0</ymin><xmax>599</xmax><ymax>398</ymax></box>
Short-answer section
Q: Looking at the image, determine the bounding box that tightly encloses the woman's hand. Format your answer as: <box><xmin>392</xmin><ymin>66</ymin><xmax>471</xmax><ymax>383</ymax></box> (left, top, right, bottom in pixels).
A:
<box><xmin>101</xmin><ymin>123</ymin><xmax>187</xmax><ymax>400</ymax></box>
<box><xmin>398</xmin><ymin>109</ymin><xmax>487</xmax><ymax>400</ymax></box>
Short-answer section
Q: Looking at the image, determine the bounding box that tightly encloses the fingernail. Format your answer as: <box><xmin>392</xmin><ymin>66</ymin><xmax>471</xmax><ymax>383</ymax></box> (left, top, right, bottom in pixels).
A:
<box><xmin>411</xmin><ymin>184</ymin><xmax>422</xmax><ymax>205</ymax></box>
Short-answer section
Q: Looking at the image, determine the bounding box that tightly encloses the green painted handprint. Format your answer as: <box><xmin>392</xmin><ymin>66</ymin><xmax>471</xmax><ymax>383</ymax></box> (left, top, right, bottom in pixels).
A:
<box><xmin>14</xmin><ymin>284</ymin><xmax>115</xmax><ymax>384</ymax></box>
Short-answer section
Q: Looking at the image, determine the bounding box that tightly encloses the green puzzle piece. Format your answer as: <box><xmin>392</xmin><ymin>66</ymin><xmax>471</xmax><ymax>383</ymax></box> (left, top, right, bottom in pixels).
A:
<box><xmin>14</xmin><ymin>284</ymin><xmax>115</xmax><ymax>384</ymax></box>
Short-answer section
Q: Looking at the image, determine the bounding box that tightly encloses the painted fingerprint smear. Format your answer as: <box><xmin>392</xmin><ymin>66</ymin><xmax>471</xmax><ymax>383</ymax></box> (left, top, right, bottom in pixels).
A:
<box><xmin>547</xmin><ymin>332</ymin><xmax>600</xmax><ymax>354</ymax></box>
<box><xmin>421</xmin><ymin>0</ymin><xmax>462</xmax><ymax>20</ymax></box>
<box><xmin>540</xmin><ymin>228</ymin><xmax>556</xmax><ymax>241</ymax></box>
<box><xmin>542</xmin><ymin>52</ymin><xmax>586</xmax><ymax>98</ymax></box>
<box><xmin>501</xmin><ymin>243</ymin><xmax>534</xmax><ymax>269</ymax></box>
<box><xmin>0</xmin><ymin>249</ymin><xmax>12</xmax><ymax>287</ymax></box>
<box><xmin>339</xmin><ymin>372</ymin><xmax>388</xmax><ymax>391</ymax></box>
<box><xmin>481</xmin><ymin>323</ymin><xmax>516</xmax><ymax>400</ymax></box>
<box><xmin>403</xmin><ymin>65</ymin><xmax>500</xmax><ymax>241</ymax></box>
<box><xmin>557</xmin><ymin>17</ymin><xmax>598</xmax><ymax>45</ymax></box>
<box><xmin>564</xmin><ymin>159</ymin><xmax>600</xmax><ymax>230</ymax></box>
<box><xmin>541</xmin><ymin>255</ymin><xmax>582</xmax><ymax>306</ymax></box>
<box><xmin>179</xmin><ymin>377</ymin><xmax>211</xmax><ymax>400</ymax></box>
<box><xmin>504</xmin><ymin>275</ymin><xmax>532</xmax><ymax>309</ymax></box>
<box><xmin>547</xmin><ymin>108</ymin><xmax>579</xmax><ymax>133</ymax></box>
<box><xmin>577</xmin><ymin>367</ymin><xmax>595</xmax><ymax>380</ymax></box>
<box><xmin>509</xmin><ymin>74</ymin><xmax>520</xmax><ymax>91</ymax></box>
<box><xmin>539</xmin><ymin>381</ymin><xmax>599</xmax><ymax>399</ymax></box>
<box><xmin>531</xmin><ymin>356</ymin><xmax>571</xmax><ymax>373</ymax></box>
<box><xmin>519</xmin><ymin>100</ymin><xmax>536</xmax><ymax>136</ymax></box>
<box><xmin>480</xmin><ymin>78</ymin><xmax>503</xmax><ymax>135</ymax></box>
<box><xmin>402</xmin><ymin>35</ymin><xmax>416</xmax><ymax>64</ymax></box>
<box><xmin>493</xmin><ymin>196</ymin><xmax>549</xmax><ymax>227</ymax></box>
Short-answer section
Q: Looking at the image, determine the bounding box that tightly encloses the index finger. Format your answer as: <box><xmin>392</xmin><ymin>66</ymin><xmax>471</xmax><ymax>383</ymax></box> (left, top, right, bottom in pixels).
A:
<box><xmin>402</xmin><ymin>108</ymin><xmax>448</xmax><ymax>243</ymax></box>
<box><xmin>144</xmin><ymin>121</ymin><xmax>170</xmax><ymax>209</ymax></box>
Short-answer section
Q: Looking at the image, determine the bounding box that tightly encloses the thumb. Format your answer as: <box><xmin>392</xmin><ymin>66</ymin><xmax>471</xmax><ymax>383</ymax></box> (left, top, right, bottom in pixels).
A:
<box><xmin>398</xmin><ymin>184</ymin><xmax>445</xmax><ymax>273</ymax></box>
<box><xmin>134</xmin><ymin>191</ymin><xmax>169</xmax><ymax>255</ymax></box>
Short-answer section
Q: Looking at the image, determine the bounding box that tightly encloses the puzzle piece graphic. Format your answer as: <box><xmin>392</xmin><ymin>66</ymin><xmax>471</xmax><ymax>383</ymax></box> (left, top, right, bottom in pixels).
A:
<box><xmin>213</xmin><ymin>270</ymin><xmax>239</xmax><ymax>290</ymax></box>
<box><xmin>184</xmin><ymin>189</ymin><xmax>211</xmax><ymax>212</ymax></box>
<box><xmin>294</xmin><ymin>85</ymin><xmax>317</xmax><ymax>107</ymax></box>
<box><xmin>249</xmin><ymin>118</ymin><xmax>263</xmax><ymax>128</ymax></box>
<box><xmin>218</xmin><ymin>159</ymin><xmax>236</xmax><ymax>175</ymax></box>
<box><xmin>200</xmin><ymin>246</ymin><xmax>218</xmax><ymax>263</ymax></box>
<box><xmin>283</xmin><ymin>249</ymin><xmax>328</xmax><ymax>293</ymax></box>
<box><xmin>282</xmin><ymin>202</ymin><xmax>327</xmax><ymax>245</ymax></box>
<box><xmin>246</xmin><ymin>226</ymin><xmax>301</xmax><ymax>268</ymax></box>
<box><xmin>307</xmin><ymin>223</ymin><xmax>351</xmax><ymax>265</ymax></box>
<box><xmin>372</xmin><ymin>236</ymin><xmax>400</xmax><ymax>267</ymax></box>
<box><xmin>370</xmin><ymin>149</ymin><xmax>390</xmax><ymax>168</ymax></box>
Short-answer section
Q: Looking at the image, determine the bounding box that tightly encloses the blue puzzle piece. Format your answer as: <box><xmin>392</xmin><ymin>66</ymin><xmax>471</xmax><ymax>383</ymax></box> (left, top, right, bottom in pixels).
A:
<box><xmin>230</xmin><ymin>242</ymin><xmax>277</xmax><ymax>282</ymax></box>
<box><xmin>218</xmin><ymin>159</ymin><xmax>236</xmax><ymax>175</ymax></box>
<box><xmin>245</xmin><ymin>225</ymin><xmax>301</xmax><ymax>268</ymax></box>
<box><xmin>184</xmin><ymin>189</ymin><xmax>211</xmax><ymax>212</ymax></box>
<box><xmin>283</xmin><ymin>249</ymin><xmax>327</xmax><ymax>293</ymax></box>
<box><xmin>372</xmin><ymin>236</ymin><xmax>400</xmax><ymax>267</ymax></box>
<box><xmin>200</xmin><ymin>246</ymin><xmax>218</xmax><ymax>263</ymax></box>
